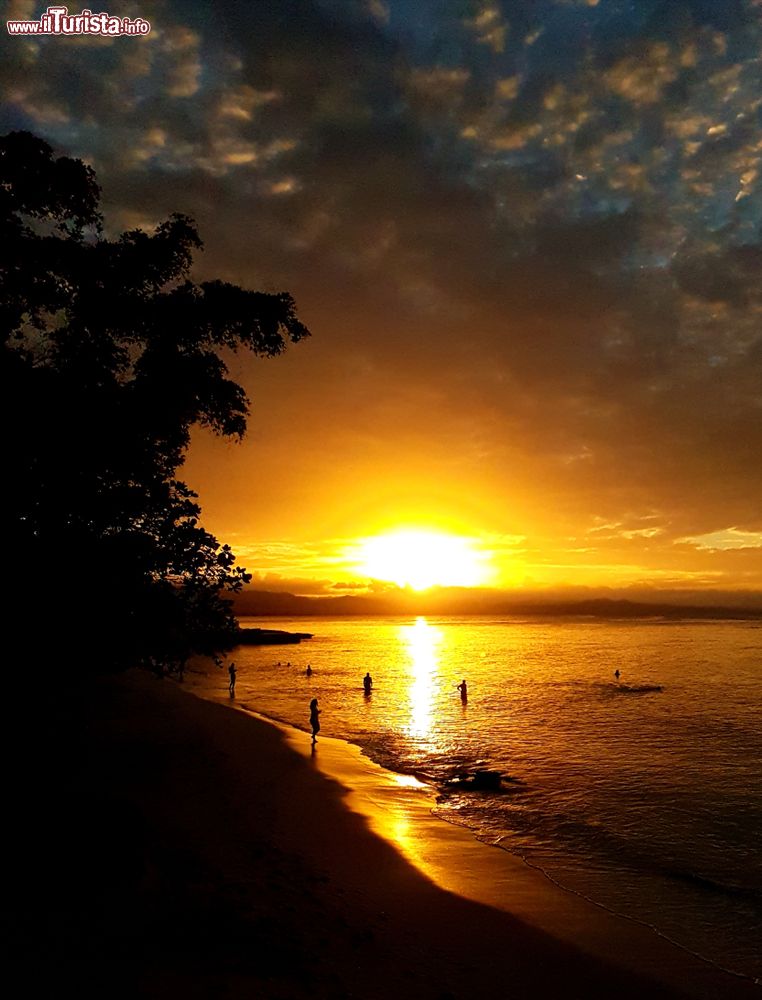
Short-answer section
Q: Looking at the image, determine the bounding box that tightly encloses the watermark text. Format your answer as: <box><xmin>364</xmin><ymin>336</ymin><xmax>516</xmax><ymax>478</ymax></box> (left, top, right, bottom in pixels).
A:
<box><xmin>7</xmin><ymin>6</ymin><xmax>151</xmax><ymax>36</ymax></box>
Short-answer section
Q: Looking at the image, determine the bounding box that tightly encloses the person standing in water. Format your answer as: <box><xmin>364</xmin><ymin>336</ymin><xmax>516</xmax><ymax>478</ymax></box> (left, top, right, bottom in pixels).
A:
<box><xmin>306</xmin><ymin>664</ymin><xmax>313</xmax><ymax>676</ymax></box>
<box><xmin>228</xmin><ymin>661</ymin><xmax>237</xmax><ymax>698</ymax></box>
<box><xmin>457</xmin><ymin>679</ymin><xmax>468</xmax><ymax>702</ymax></box>
<box><xmin>614</xmin><ymin>669</ymin><xmax>621</xmax><ymax>681</ymax></box>
<box><xmin>309</xmin><ymin>698</ymin><xmax>321</xmax><ymax>743</ymax></box>
<box><xmin>363</xmin><ymin>671</ymin><xmax>373</xmax><ymax>695</ymax></box>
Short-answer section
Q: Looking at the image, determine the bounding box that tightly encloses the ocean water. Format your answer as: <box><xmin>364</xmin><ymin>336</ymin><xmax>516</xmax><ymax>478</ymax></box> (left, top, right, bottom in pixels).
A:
<box><xmin>185</xmin><ymin>615</ymin><xmax>762</xmax><ymax>982</ymax></box>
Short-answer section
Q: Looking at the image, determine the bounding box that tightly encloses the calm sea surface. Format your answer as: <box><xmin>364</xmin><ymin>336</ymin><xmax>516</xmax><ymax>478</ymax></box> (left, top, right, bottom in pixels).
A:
<box><xmin>185</xmin><ymin>615</ymin><xmax>762</xmax><ymax>982</ymax></box>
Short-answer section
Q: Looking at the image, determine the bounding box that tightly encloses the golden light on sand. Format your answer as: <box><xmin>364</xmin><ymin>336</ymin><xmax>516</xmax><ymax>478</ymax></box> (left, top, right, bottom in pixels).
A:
<box><xmin>356</xmin><ymin>529</ymin><xmax>488</xmax><ymax>590</ymax></box>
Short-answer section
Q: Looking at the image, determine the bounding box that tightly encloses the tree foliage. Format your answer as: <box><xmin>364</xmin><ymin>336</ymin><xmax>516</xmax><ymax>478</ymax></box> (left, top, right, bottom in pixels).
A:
<box><xmin>1</xmin><ymin>131</ymin><xmax>309</xmax><ymax>673</ymax></box>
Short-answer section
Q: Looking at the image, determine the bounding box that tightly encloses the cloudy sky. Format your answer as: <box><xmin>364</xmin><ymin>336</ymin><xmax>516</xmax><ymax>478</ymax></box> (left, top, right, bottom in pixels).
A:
<box><xmin>4</xmin><ymin>0</ymin><xmax>762</xmax><ymax>597</ymax></box>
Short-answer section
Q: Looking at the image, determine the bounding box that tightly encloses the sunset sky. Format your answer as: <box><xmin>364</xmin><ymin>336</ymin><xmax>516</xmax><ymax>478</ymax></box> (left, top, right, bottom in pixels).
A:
<box><xmin>3</xmin><ymin>0</ymin><xmax>762</xmax><ymax>598</ymax></box>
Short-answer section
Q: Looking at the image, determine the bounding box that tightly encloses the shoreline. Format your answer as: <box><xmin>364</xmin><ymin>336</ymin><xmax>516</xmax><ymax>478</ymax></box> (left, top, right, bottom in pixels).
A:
<box><xmin>15</xmin><ymin>668</ymin><xmax>760</xmax><ymax>998</ymax></box>
<box><xmin>218</xmin><ymin>692</ymin><xmax>760</xmax><ymax>998</ymax></box>
<box><xmin>216</xmin><ymin>615</ymin><xmax>762</xmax><ymax>989</ymax></box>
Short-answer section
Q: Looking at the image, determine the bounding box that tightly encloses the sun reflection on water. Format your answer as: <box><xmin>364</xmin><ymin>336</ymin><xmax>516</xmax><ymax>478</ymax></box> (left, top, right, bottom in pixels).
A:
<box><xmin>401</xmin><ymin>617</ymin><xmax>442</xmax><ymax>738</ymax></box>
<box><xmin>393</xmin><ymin>773</ymin><xmax>427</xmax><ymax>788</ymax></box>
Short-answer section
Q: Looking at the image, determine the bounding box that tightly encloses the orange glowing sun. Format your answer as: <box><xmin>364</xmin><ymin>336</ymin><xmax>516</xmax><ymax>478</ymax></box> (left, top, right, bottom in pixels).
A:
<box><xmin>355</xmin><ymin>530</ymin><xmax>488</xmax><ymax>590</ymax></box>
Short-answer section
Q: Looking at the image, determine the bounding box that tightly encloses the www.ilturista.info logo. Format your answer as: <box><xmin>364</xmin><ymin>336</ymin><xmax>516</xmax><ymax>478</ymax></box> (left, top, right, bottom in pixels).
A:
<box><xmin>7</xmin><ymin>6</ymin><xmax>150</xmax><ymax>36</ymax></box>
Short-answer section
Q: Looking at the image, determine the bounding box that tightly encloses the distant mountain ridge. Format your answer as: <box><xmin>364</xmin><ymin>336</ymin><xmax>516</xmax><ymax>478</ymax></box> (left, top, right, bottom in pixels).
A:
<box><xmin>232</xmin><ymin>589</ymin><xmax>762</xmax><ymax>620</ymax></box>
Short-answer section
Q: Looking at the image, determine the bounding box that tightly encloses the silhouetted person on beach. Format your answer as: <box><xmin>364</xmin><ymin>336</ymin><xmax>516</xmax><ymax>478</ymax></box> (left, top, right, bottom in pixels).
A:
<box><xmin>363</xmin><ymin>671</ymin><xmax>373</xmax><ymax>695</ymax></box>
<box><xmin>306</xmin><ymin>664</ymin><xmax>313</xmax><ymax>676</ymax></box>
<box><xmin>228</xmin><ymin>662</ymin><xmax>237</xmax><ymax>697</ymax></box>
<box><xmin>310</xmin><ymin>698</ymin><xmax>321</xmax><ymax>743</ymax></box>
<box><xmin>457</xmin><ymin>679</ymin><xmax>468</xmax><ymax>702</ymax></box>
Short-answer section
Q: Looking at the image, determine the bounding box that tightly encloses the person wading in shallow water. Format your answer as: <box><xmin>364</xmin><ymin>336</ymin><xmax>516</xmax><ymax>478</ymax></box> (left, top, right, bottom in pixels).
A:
<box><xmin>228</xmin><ymin>662</ymin><xmax>237</xmax><ymax>698</ymax></box>
<box><xmin>363</xmin><ymin>671</ymin><xmax>373</xmax><ymax>695</ymax></box>
<box><xmin>309</xmin><ymin>698</ymin><xmax>321</xmax><ymax>743</ymax></box>
<box><xmin>457</xmin><ymin>679</ymin><xmax>468</xmax><ymax>702</ymax></box>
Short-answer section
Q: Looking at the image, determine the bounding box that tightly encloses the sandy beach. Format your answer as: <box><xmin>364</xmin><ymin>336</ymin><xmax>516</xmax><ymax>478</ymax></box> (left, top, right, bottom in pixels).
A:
<box><xmin>12</xmin><ymin>669</ymin><xmax>760</xmax><ymax>1000</ymax></box>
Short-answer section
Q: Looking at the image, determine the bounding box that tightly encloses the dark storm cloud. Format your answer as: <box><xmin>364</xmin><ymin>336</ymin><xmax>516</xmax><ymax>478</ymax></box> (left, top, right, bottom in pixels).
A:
<box><xmin>3</xmin><ymin>0</ymin><xmax>762</xmax><ymax>544</ymax></box>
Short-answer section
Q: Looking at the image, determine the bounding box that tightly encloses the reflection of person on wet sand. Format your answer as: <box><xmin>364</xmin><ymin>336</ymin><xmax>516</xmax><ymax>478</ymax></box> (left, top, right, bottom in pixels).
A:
<box><xmin>228</xmin><ymin>662</ymin><xmax>237</xmax><ymax>697</ymax></box>
<box><xmin>457</xmin><ymin>679</ymin><xmax>468</xmax><ymax>702</ymax></box>
<box><xmin>363</xmin><ymin>671</ymin><xmax>373</xmax><ymax>695</ymax></box>
<box><xmin>309</xmin><ymin>697</ymin><xmax>321</xmax><ymax>743</ymax></box>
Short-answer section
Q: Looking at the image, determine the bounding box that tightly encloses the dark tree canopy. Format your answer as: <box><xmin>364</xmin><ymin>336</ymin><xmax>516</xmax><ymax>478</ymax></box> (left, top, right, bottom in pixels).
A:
<box><xmin>1</xmin><ymin>130</ymin><xmax>309</xmax><ymax>673</ymax></box>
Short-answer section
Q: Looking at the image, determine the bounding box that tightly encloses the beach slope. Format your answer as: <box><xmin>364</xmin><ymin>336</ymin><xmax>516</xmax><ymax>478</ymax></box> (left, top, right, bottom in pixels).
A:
<box><xmin>10</xmin><ymin>670</ymin><xmax>759</xmax><ymax>999</ymax></box>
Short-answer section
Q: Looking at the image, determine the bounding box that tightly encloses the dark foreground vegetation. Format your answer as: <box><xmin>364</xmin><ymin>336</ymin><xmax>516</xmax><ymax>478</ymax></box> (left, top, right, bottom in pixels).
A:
<box><xmin>1</xmin><ymin>130</ymin><xmax>308</xmax><ymax>674</ymax></box>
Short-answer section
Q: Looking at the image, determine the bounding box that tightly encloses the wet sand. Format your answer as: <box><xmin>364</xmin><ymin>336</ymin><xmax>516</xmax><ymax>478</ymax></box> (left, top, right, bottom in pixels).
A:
<box><xmin>11</xmin><ymin>669</ymin><xmax>760</xmax><ymax>999</ymax></box>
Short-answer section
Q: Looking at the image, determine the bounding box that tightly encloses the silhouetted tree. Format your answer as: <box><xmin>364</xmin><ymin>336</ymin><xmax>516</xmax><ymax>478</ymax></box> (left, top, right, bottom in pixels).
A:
<box><xmin>1</xmin><ymin>131</ymin><xmax>309</xmax><ymax>673</ymax></box>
